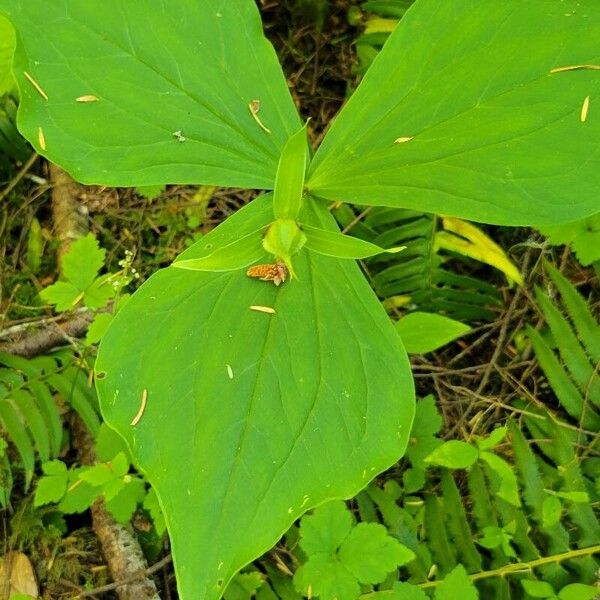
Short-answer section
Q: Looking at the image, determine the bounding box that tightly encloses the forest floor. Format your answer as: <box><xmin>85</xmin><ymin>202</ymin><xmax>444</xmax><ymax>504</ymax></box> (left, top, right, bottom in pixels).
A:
<box><xmin>0</xmin><ymin>1</ymin><xmax>598</xmax><ymax>599</ymax></box>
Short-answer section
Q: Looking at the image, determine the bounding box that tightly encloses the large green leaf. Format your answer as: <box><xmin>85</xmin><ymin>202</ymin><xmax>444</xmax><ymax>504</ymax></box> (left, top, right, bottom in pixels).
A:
<box><xmin>0</xmin><ymin>0</ymin><xmax>300</xmax><ymax>187</ymax></box>
<box><xmin>307</xmin><ymin>0</ymin><xmax>600</xmax><ymax>225</ymax></box>
<box><xmin>0</xmin><ymin>15</ymin><xmax>14</xmax><ymax>95</ymax></box>
<box><xmin>95</xmin><ymin>194</ymin><xmax>414</xmax><ymax>600</ymax></box>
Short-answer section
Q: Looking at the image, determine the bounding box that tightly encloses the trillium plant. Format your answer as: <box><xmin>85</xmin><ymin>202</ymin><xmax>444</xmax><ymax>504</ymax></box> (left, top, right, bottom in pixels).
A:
<box><xmin>1</xmin><ymin>0</ymin><xmax>599</xmax><ymax>598</ymax></box>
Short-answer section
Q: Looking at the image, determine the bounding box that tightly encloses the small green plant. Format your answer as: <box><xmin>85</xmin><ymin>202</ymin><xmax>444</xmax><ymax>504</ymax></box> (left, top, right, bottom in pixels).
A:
<box><xmin>293</xmin><ymin>500</ymin><xmax>415</xmax><ymax>600</ymax></box>
<box><xmin>2</xmin><ymin>1</ymin><xmax>599</xmax><ymax>598</ymax></box>
<box><xmin>0</xmin><ymin>350</ymin><xmax>100</xmax><ymax>504</ymax></box>
<box><xmin>527</xmin><ymin>263</ymin><xmax>600</xmax><ymax>429</ymax></box>
<box><xmin>537</xmin><ymin>213</ymin><xmax>600</xmax><ymax>267</ymax></box>
<box><xmin>333</xmin><ymin>206</ymin><xmax>507</xmax><ymax>321</ymax></box>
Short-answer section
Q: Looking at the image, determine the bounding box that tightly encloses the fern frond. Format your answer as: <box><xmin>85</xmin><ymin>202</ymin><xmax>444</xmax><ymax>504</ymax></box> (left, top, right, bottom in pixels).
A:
<box><xmin>529</xmin><ymin>267</ymin><xmax>600</xmax><ymax>427</ymax></box>
<box><xmin>333</xmin><ymin>206</ymin><xmax>502</xmax><ymax>321</ymax></box>
<box><xmin>0</xmin><ymin>351</ymin><xmax>100</xmax><ymax>496</ymax></box>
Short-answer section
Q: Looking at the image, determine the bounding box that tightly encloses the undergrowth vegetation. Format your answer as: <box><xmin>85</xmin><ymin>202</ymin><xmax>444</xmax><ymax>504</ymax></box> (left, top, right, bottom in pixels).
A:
<box><xmin>0</xmin><ymin>1</ymin><xmax>599</xmax><ymax>599</ymax></box>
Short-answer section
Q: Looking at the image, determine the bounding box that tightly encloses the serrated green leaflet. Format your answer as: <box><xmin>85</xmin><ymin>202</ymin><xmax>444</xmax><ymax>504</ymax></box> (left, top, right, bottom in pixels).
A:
<box><xmin>95</xmin><ymin>195</ymin><xmax>414</xmax><ymax>600</ymax></box>
<box><xmin>307</xmin><ymin>0</ymin><xmax>600</xmax><ymax>225</ymax></box>
<box><xmin>0</xmin><ymin>0</ymin><xmax>300</xmax><ymax>188</ymax></box>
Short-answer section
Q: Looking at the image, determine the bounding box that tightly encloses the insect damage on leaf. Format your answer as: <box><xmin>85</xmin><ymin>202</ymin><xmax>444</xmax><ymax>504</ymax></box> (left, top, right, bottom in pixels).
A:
<box><xmin>246</xmin><ymin>262</ymin><xmax>288</xmax><ymax>286</ymax></box>
<box><xmin>23</xmin><ymin>70</ymin><xmax>48</xmax><ymax>100</ymax></box>
<box><xmin>549</xmin><ymin>63</ymin><xmax>600</xmax><ymax>73</ymax></box>
<box><xmin>38</xmin><ymin>127</ymin><xmax>46</xmax><ymax>150</ymax></box>
<box><xmin>130</xmin><ymin>389</ymin><xmax>148</xmax><ymax>426</ymax></box>
<box><xmin>581</xmin><ymin>96</ymin><xmax>590</xmax><ymax>122</ymax></box>
<box><xmin>249</xmin><ymin>305</ymin><xmax>276</xmax><ymax>314</ymax></box>
<box><xmin>76</xmin><ymin>95</ymin><xmax>99</xmax><ymax>103</ymax></box>
<box><xmin>172</xmin><ymin>130</ymin><xmax>186</xmax><ymax>143</ymax></box>
<box><xmin>248</xmin><ymin>99</ymin><xmax>272</xmax><ymax>134</ymax></box>
<box><xmin>394</xmin><ymin>136</ymin><xmax>414</xmax><ymax>144</ymax></box>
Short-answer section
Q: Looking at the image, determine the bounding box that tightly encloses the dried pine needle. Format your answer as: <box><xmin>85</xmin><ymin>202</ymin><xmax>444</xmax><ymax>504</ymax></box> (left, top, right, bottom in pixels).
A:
<box><xmin>581</xmin><ymin>96</ymin><xmax>590</xmax><ymax>122</ymax></box>
<box><xmin>130</xmin><ymin>389</ymin><xmax>148</xmax><ymax>426</ymax></box>
<box><xmin>248</xmin><ymin>99</ymin><xmax>272</xmax><ymax>134</ymax></box>
<box><xmin>549</xmin><ymin>64</ymin><xmax>600</xmax><ymax>74</ymax></box>
<box><xmin>249</xmin><ymin>305</ymin><xmax>276</xmax><ymax>314</ymax></box>
<box><xmin>23</xmin><ymin>71</ymin><xmax>49</xmax><ymax>100</ymax></box>
<box><xmin>38</xmin><ymin>127</ymin><xmax>46</xmax><ymax>151</ymax></box>
<box><xmin>76</xmin><ymin>95</ymin><xmax>99</xmax><ymax>103</ymax></box>
<box><xmin>394</xmin><ymin>136</ymin><xmax>414</xmax><ymax>144</ymax></box>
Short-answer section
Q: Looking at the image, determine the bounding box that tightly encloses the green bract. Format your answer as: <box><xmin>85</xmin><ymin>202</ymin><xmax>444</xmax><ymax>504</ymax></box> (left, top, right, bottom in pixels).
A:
<box><xmin>2</xmin><ymin>0</ymin><xmax>599</xmax><ymax>599</ymax></box>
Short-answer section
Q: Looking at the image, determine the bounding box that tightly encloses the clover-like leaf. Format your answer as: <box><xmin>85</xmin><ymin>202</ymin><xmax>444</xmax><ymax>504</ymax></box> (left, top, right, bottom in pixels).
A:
<box><xmin>34</xmin><ymin>460</ymin><xmax>68</xmax><ymax>506</ymax></box>
<box><xmin>538</xmin><ymin>213</ymin><xmax>600</xmax><ymax>266</ymax></box>
<box><xmin>62</xmin><ymin>234</ymin><xmax>106</xmax><ymax>290</ymax></box>
<box><xmin>39</xmin><ymin>281</ymin><xmax>81</xmax><ymax>312</ymax></box>
<box><xmin>299</xmin><ymin>501</ymin><xmax>353</xmax><ymax>556</ymax></box>
<box><xmin>338</xmin><ymin>522</ymin><xmax>415</xmax><ymax>584</ymax></box>
<box><xmin>294</xmin><ymin>555</ymin><xmax>359</xmax><ymax>600</ymax></box>
<box><xmin>435</xmin><ymin>565</ymin><xmax>478</xmax><ymax>600</ymax></box>
<box><xmin>224</xmin><ymin>572</ymin><xmax>266</xmax><ymax>600</ymax></box>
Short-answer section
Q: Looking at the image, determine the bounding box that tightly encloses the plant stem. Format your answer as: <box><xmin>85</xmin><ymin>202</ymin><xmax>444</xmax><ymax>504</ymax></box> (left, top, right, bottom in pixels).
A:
<box><xmin>417</xmin><ymin>544</ymin><xmax>600</xmax><ymax>589</ymax></box>
<box><xmin>360</xmin><ymin>545</ymin><xmax>600</xmax><ymax>597</ymax></box>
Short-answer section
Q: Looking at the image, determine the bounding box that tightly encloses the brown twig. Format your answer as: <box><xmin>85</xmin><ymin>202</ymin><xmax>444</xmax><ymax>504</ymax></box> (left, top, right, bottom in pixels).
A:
<box><xmin>0</xmin><ymin>152</ymin><xmax>39</xmax><ymax>203</ymax></box>
<box><xmin>0</xmin><ymin>310</ymin><xmax>94</xmax><ymax>356</ymax></box>
<box><xmin>73</xmin><ymin>554</ymin><xmax>172</xmax><ymax>599</ymax></box>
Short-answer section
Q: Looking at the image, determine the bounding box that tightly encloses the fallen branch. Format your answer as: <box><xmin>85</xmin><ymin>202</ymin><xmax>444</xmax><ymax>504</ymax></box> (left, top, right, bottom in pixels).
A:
<box><xmin>0</xmin><ymin>310</ymin><xmax>93</xmax><ymax>357</ymax></box>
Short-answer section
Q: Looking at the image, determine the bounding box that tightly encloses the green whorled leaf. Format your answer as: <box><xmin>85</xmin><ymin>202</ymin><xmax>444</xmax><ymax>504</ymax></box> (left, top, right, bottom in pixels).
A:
<box><xmin>303</xmin><ymin>223</ymin><xmax>403</xmax><ymax>259</ymax></box>
<box><xmin>95</xmin><ymin>195</ymin><xmax>414</xmax><ymax>600</ymax></box>
<box><xmin>0</xmin><ymin>0</ymin><xmax>300</xmax><ymax>188</ymax></box>
<box><xmin>0</xmin><ymin>15</ymin><xmax>14</xmax><ymax>94</ymax></box>
<box><xmin>307</xmin><ymin>0</ymin><xmax>600</xmax><ymax>225</ymax></box>
<box><xmin>394</xmin><ymin>312</ymin><xmax>470</xmax><ymax>354</ymax></box>
<box><xmin>273</xmin><ymin>124</ymin><xmax>309</xmax><ymax>220</ymax></box>
<box><xmin>174</xmin><ymin>228</ymin><xmax>266</xmax><ymax>272</ymax></box>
